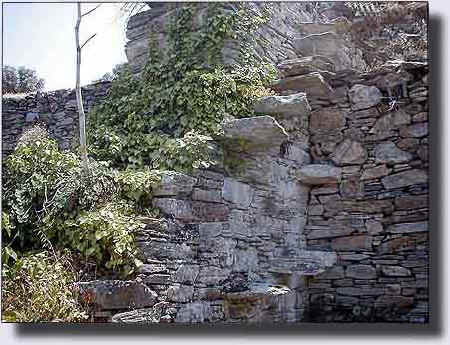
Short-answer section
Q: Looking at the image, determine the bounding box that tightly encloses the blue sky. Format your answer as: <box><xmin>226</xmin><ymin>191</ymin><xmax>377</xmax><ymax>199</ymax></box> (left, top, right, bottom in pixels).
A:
<box><xmin>2</xmin><ymin>2</ymin><xmax>131</xmax><ymax>91</ymax></box>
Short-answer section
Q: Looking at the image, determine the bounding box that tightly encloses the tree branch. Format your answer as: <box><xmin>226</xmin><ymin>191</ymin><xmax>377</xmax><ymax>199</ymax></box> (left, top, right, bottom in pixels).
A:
<box><xmin>81</xmin><ymin>3</ymin><xmax>101</xmax><ymax>18</ymax></box>
<box><xmin>80</xmin><ymin>33</ymin><xmax>97</xmax><ymax>50</ymax></box>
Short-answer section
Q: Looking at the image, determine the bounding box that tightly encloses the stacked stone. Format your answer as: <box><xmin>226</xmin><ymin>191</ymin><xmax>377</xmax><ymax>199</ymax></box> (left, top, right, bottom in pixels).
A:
<box><xmin>71</xmin><ymin>100</ymin><xmax>335</xmax><ymax>323</ymax></box>
<box><xmin>1</xmin><ymin>81</ymin><xmax>111</xmax><ymax>159</ymax></box>
<box><xmin>288</xmin><ymin>60</ymin><xmax>428</xmax><ymax>323</ymax></box>
<box><xmin>124</xmin><ymin>2</ymin><xmax>363</xmax><ymax>74</ymax></box>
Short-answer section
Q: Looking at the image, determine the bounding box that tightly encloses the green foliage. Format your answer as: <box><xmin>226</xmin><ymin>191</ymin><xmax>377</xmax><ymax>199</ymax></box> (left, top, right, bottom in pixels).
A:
<box><xmin>2</xmin><ymin>250</ymin><xmax>89</xmax><ymax>322</ymax></box>
<box><xmin>59</xmin><ymin>202</ymin><xmax>144</xmax><ymax>276</ymax></box>
<box><xmin>88</xmin><ymin>3</ymin><xmax>276</xmax><ymax>170</ymax></box>
<box><xmin>2</xmin><ymin>126</ymin><xmax>158</xmax><ymax>274</ymax></box>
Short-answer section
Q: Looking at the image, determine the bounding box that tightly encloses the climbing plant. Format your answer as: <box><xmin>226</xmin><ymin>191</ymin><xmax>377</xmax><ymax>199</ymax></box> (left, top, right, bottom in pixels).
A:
<box><xmin>88</xmin><ymin>2</ymin><xmax>276</xmax><ymax>170</ymax></box>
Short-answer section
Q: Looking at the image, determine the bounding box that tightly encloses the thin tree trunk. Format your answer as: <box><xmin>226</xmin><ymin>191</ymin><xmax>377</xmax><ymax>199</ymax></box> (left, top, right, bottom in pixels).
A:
<box><xmin>75</xmin><ymin>2</ymin><xmax>88</xmax><ymax>172</ymax></box>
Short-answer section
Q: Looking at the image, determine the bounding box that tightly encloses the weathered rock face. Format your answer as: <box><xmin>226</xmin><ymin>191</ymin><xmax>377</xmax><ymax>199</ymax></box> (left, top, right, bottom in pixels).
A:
<box><xmin>124</xmin><ymin>2</ymin><xmax>362</xmax><ymax>74</ymax></box>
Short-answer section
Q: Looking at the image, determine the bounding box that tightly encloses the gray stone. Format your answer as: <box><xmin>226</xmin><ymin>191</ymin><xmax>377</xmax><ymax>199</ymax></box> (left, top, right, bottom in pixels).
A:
<box><xmin>254</xmin><ymin>93</ymin><xmax>311</xmax><ymax>118</ymax></box>
<box><xmin>309</xmin><ymin>107</ymin><xmax>346</xmax><ymax>131</ymax></box>
<box><xmin>331</xmin><ymin>139</ymin><xmax>367</xmax><ymax>166</ymax></box>
<box><xmin>366</xmin><ymin>219</ymin><xmax>384</xmax><ymax>235</ymax></box>
<box><xmin>369</xmin><ymin>109</ymin><xmax>411</xmax><ymax>138</ymax></box>
<box><xmin>386</xmin><ymin>221</ymin><xmax>428</xmax><ymax>234</ymax></box>
<box><xmin>315</xmin><ymin>266</ymin><xmax>345</xmax><ymax>280</ymax></box>
<box><xmin>153</xmin><ymin>198</ymin><xmax>229</xmax><ymax>222</ymax></box>
<box><xmin>348</xmin><ymin>84</ymin><xmax>382</xmax><ymax>110</ymax></box>
<box><xmin>361</xmin><ymin>165</ymin><xmax>389</xmax><ymax>180</ymax></box>
<box><xmin>375</xmin><ymin>295</ymin><xmax>414</xmax><ymax>309</ymax></box>
<box><xmin>152</xmin><ymin>171</ymin><xmax>197</xmax><ymax>196</ymax></box>
<box><xmin>285</xmin><ymin>144</ymin><xmax>311</xmax><ymax>165</ymax></box>
<box><xmin>167</xmin><ymin>284</ymin><xmax>194</xmax><ymax>303</ymax></box>
<box><xmin>173</xmin><ymin>264</ymin><xmax>200</xmax><ymax>284</ymax></box>
<box><xmin>337</xmin><ymin>287</ymin><xmax>384</xmax><ymax>296</ymax></box>
<box><xmin>399</xmin><ymin>123</ymin><xmax>429</xmax><ymax>138</ymax></box>
<box><xmin>339</xmin><ymin>254</ymin><xmax>370</xmax><ymax>261</ymax></box>
<box><xmin>220</xmin><ymin>115</ymin><xmax>288</xmax><ymax>149</ymax></box>
<box><xmin>381</xmin><ymin>266</ymin><xmax>412</xmax><ymax>277</ymax></box>
<box><xmin>345</xmin><ymin>265</ymin><xmax>377</xmax><ymax>279</ymax></box>
<box><xmin>332</xmin><ymin>235</ymin><xmax>373</xmax><ymax>252</ymax></box>
<box><xmin>395</xmin><ymin>195</ymin><xmax>428</xmax><ymax>210</ymax></box>
<box><xmin>381</xmin><ymin>169</ymin><xmax>428</xmax><ymax>189</ymax></box>
<box><xmin>375</xmin><ymin>141</ymin><xmax>413</xmax><ymax>164</ymax></box>
<box><xmin>270</xmin><ymin>72</ymin><xmax>333</xmax><ymax>98</ymax></box>
<box><xmin>385</xmin><ymin>284</ymin><xmax>402</xmax><ymax>295</ymax></box>
<box><xmin>74</xmin><ymin>280</ymin><xmax>157</xmax><ymax>310</ymax></box>
<box><xmin>175</xmin><ymin>301</ymin><xmax>212</xmax><ymax>323</ymax></box>
<box><xmin>296</xmin><ymin>164</ymin><xmax>342</xmax><ymax>185</ymax></box>
<box><xmin>277</xmin><ymin>55</ymin><xmax>335</xmax><ymax>78</ymax></box>
<box><xmin>192</xmin><ymin>188</ymin><xmax>222</xmax><ymax>203</ymax></box>
<box><xmin>306</xmin><ymin>227</ymin><xmax>353</xmax><ymax>240</ymax></box>
<box><xmin>222</xmin><ymin>178</ymin><xmax>253</xmax><ymax>209</ymax></box>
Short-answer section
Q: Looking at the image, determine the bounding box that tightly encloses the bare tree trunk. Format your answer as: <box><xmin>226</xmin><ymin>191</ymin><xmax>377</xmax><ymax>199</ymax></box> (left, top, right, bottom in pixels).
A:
<box><xmin>75</xmin><ymin>2</ymin><xmax>88</xmax><ymax>172</ymax></box>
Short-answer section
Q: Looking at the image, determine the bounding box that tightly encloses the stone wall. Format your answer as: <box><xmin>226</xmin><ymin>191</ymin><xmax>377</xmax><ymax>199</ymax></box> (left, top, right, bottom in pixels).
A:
<box><xmin>76</xmin><ymin>58</ymin><xmax>429</xmax><ymax>324</ymax></box>
<box><xmin>2</xmin><ymin>3</ymin><xmax>428</xmax><ymax>324</ymax></box>
<box><xmin>1</xmin><ymin>81</ymin><xmax>111</xmax><ymax>159</ymax></box>
<box><xmin>267</xmin><ymin>57</ymin><xmax>429</xmax><ymax>322</ymax></box>
<box><xmin>125</xmin><ymin>2</ymin><xmax>364</xmax><ymax>74</ymax></box>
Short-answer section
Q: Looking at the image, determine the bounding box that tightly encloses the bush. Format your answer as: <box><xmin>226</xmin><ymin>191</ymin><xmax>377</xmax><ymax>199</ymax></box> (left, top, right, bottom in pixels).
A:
<box><xmin>2</xmin><ymin>250</ymin><xmax>89</xmax><ymax>322</ymax></box>
<box><xmin>2</xmin><ymin>126</ymin><xmax>160</xmax><ymax>274</ymax></box>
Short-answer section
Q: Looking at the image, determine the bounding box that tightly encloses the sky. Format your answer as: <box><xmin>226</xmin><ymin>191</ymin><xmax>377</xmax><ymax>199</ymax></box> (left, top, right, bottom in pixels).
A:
<box><xmin>2</xmin><ymin>1</ymin><xmax>134</xmax><ymax>91</ymax></box>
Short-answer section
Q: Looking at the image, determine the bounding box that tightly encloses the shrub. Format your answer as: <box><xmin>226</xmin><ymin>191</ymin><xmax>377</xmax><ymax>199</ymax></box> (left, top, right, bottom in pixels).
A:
<box><xmin>1</xmin><ymin>250</ymin><xmax>89</xmax><ymax>322</ymax></box>
<box><xmin>2</xmin><ymin>126</ymin><xmax>157</xmax><ymax>274</ymax></box>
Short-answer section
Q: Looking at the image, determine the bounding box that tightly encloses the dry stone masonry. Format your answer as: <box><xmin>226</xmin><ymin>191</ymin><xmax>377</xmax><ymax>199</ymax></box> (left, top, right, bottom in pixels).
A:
<box><xmin>1</xmin><ymin>3</ymin><xmax>429</xmax><ymax>324</ymax></box>
<box><xmin>2</xmin><ymin>81</ymin><xmax>111</xmax><ymax>159</ymax></box>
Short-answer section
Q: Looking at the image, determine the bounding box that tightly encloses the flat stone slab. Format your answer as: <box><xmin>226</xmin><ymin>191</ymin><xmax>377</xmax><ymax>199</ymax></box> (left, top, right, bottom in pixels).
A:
<box><xmin>277</xmin><ymin>55</ymin><xmax>335</xmax><ymax>78</ymax></box>
<box><xmin>296</xmin><ymin>164</ymin><xmax>342</xmax><ymax>185</ymax></box>
<box><xmin>152</xmin><ymin>171</ymin><xmax>197</xmax><ymax>196</ymax></box>
<box><xmin>270</xmin><ymin>72</ymin><xmax>333</xmax><ymax>98</ymax></box>
<box><xmin>269</xmin><ymin>250</ymin><xmax>337</xmax><ymax>275</ymax></box>
<box><xmin>220</xmin><ymin>115</ymin><xmax>288</xmax><ymax>148</ymax></box>
<box><xmin>254</xmin><ymin>93</ymin><xmax>310</xmax><ymax>118</ymax></box>
<box><xmin>74</xmin><ymin>280</ymin><xmax>157</xmax><ymax>310</ymax></box>
<box><xmin>153</xmin><ymin>198</ymin><xmax>229</xmax><ymax>223</ymax></box>
<box><xmin>381</xmin><ymin>169</ymin><xmax>428</xmax><ymax>190</ymax></box>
